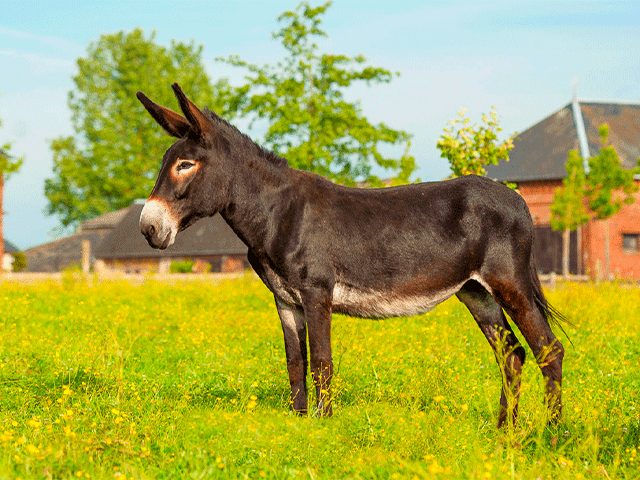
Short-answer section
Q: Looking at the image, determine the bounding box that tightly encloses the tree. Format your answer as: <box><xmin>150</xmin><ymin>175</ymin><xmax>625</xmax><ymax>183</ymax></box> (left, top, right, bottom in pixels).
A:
<box><xmin>11</xmin><ymin>251</ymin><xmax>27</xmax><ymax>272</ymax></box>
<box><xmin>550</xmin><ymin>124</ymin><xmax>640</xmax><ymax>279</ymax></box>
<box><xmin>45</xmin><ymin>29</ymin><xmax>231</xmax><ymax>228</ymax></box>
<box><xmin>550</xmin><ymin>150</ymin><xmax>590</xmax><ymax>277</ymax></box>
<box><xmin>437</xmin><ymin>107</ymin><xmax>516</xmax><ymax>185</ymax></box>
<box><xmin>217</xmin><ymin>1</ymin><xmax>415</xmax><ymax>187</ymax></box>
<box><xmin>586</xmin><ymin>124</ymin><xmax>639</xmax><ymax>279</ymax></box>
<box><xmin>0</xmin><ymin>115</ymin><xmax>24</xmax><ymax>264</ymax></box>
<box><xmin>586</xmin><ymin>125</ymin><xmax>639</xmax><ymax>218</ymax></box>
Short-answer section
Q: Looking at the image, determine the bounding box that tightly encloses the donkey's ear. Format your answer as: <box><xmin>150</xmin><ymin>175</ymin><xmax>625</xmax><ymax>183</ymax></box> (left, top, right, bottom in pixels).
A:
<box><xmin>171</xmin><ymin>83</ymin><xmax>213</xmax><ymax>136</ymax></box>
<box><xmin>136</xmin><ymin>91</ymin><xmax>191</xmax><ymax>138</ymax></box>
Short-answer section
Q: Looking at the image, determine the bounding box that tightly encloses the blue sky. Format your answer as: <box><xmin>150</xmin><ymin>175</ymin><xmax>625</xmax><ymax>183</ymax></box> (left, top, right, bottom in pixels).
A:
<box><xmin>1</xmin><ymin>0</ymin><xmax>639</xmax><ymax>249</ymax></box>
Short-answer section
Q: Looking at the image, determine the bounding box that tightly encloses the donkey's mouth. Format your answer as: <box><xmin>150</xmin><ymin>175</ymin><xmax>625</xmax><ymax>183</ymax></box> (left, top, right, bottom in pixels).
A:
<box><xmin>141</xmin><ymin>221</ymin><xmax>177</xmax><ymax>249</ymax></box>
<box><xmin>140</xmin><ymin>199</ymin><xmax>178</xmax><ymax>250</ymax></box>
<box><xmin>144</xmin><ymin>230</ymin><xmax>173</xmax><ymax>250</ymax></box>
<box><xmin>159</xmin><ymin>232</ymin><xmax>173</xmax><ymax>249</ymax></box>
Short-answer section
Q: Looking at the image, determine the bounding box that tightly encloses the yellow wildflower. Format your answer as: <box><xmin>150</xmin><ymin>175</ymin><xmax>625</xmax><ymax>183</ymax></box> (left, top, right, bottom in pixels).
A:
<box><xmin>28</xmin><ymin>418</ymin><xmax>42</xmax><ymax>428</ymax></box>
<box><xmin>26</xmin><ymin>444</ymin><xmax>39</xmax><ymax>454</ymax></box>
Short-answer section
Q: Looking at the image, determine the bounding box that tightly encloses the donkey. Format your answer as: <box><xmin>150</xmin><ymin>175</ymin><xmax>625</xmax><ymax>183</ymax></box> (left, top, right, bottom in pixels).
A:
<box><xmin>137</xmin><ymin>83</ymin><xmax>564</xmax><ymax>427</ymax></box>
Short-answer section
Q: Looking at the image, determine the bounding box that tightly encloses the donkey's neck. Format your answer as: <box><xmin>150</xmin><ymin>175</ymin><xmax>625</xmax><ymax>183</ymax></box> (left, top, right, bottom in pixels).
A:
<box><xmin>218</xmin><ymin>148</ymin><xmax>294</xmax><ymax>254</ymax></box>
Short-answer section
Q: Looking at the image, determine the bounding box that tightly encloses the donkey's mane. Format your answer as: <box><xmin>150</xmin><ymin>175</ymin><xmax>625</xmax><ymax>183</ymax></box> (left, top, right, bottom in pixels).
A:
<box><xmin>202</xmin><ymin>108</ymin><xmax>288</xmax><ymax>169</ymax></box>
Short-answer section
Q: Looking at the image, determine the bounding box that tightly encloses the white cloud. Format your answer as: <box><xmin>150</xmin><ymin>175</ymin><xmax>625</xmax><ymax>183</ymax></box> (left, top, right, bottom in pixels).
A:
<box><xmin>0</xmin><ymin>48</ymin><xmax>75</xmax><ymax>73</ymax></box>
<box><xmin>0</xmin><ymin>26</ymin><xmax>82</xmax><ymax>54</ymax></box>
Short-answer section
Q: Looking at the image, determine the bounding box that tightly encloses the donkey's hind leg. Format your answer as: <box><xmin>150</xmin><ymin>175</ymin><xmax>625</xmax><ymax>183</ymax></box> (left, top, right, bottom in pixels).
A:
<box><xmin>456</xmin><ymin>280</ymin><xmax>526</xmax><ymax>428</ymax></box>
<box><xmin>489</xmin><ymin>279</ymin><xmax>564</xmax><ymax>424</ymax></box>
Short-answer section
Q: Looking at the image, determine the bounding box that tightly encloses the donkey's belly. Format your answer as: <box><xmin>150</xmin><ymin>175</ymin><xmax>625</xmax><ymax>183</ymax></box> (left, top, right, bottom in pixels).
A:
<box><xmin>332</xmin><ymin>282</ymin><xmax>463</xmax><ymax>319</ymax></box>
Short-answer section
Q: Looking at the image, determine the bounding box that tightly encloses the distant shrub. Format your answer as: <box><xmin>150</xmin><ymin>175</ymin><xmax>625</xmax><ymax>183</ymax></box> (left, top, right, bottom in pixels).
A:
<box><xmin>11</xmin><ymin>252</ymin><xmax>27</xmax><ymax>272</ymax></box>
<box><xmin>61</xmin><ymin>263</ymin><xmax>83</xmax><ymax>290</ymax></box>
<box><xmin>169</xmin><ymin>259</ymin><xmax>195</xmax><ymax>273</ymax></box>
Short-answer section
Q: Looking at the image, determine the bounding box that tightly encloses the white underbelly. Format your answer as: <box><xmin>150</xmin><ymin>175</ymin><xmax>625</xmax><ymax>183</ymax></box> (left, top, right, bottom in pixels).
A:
<box><xmin>268</xmin><ymin>270</ymin><xmax>490</xmax><ymax>319</ymax></box>
<box><xmin>332</xmin><ymin>282</ymin><xmax>463</xmax><ymax>318</ymax></box>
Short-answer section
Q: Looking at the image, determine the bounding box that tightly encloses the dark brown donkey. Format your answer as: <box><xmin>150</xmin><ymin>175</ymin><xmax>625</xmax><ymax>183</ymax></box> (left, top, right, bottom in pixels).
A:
<box><xmin>137</xmin><ymin>83</ymin><xmax>565</xmax><ymax>427</ymax></box>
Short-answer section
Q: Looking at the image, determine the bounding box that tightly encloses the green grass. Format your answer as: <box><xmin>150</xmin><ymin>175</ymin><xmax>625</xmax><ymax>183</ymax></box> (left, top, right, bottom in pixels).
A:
<box><xmin>1</xmin><ymin>274</ymin><xmax>639</xmax><ymax>479</ymax></box>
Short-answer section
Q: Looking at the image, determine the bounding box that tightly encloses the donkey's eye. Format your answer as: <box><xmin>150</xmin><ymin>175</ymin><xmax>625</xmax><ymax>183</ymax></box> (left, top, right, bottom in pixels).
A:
<box><xmin>176</xmin><ymin>160</ymin><xmax>195</xmax><ymax>172</ymax></box>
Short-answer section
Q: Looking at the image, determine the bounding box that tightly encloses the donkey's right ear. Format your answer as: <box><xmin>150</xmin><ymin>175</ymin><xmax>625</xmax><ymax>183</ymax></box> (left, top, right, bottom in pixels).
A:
<box><xmin>136</xmin><ymin>91</ymin><xmax>191</xmax><ymax>138</ymax></box>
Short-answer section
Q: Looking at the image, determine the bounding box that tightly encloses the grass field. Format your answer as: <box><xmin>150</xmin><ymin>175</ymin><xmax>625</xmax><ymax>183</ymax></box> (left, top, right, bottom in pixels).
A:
<box><xmin>1</xmin><ymin>273</ymin><xmax>639</xmax><ymax>479</ymax></box>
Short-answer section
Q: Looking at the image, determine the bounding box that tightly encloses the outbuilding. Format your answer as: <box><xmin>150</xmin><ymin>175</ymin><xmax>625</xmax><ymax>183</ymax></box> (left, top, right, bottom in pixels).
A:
<box><xmin>94</xmin><ymin>202</ymin><xmax>249</xmax><ymax>274</ymax></box>
<box><xmin>486</xmin><ymin>99</ymin><xmax>640</xmax><ymax>279</ymax></box>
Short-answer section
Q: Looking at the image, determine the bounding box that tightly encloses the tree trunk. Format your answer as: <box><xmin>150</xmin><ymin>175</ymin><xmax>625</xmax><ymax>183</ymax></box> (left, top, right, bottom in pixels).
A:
<box><xmin>562</xmin><ymin>227</ymin><xmax>570</xmax><ymax>278</ymax></box>
<box><xmin>604</xmin><ymin>219</ymin><xmax>610</xmax><ymax>280</ymax></box>
<box><xmin>577</xmin><ymin>225</ymin><xmax>582</xmax><ymax>275</ymax></box>
<box><xmin>0</xmin><ymin>175</ymin><xmax>4</xmax><ymax>263</ymax></box>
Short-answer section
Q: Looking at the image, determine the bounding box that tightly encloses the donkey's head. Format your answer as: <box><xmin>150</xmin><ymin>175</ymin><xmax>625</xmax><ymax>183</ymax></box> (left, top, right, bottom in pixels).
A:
<box><xmin>137</xmin><ymin>83</ymin><xmax>229</xmax><ymax>249</ymax></box>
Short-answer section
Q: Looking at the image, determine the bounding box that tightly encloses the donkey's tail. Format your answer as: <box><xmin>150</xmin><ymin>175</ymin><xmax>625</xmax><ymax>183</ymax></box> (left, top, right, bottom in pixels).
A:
<box><xmin>529</xmin><ymin>248</ymin><xmax>570</xmax><ymax>330</ymax></box>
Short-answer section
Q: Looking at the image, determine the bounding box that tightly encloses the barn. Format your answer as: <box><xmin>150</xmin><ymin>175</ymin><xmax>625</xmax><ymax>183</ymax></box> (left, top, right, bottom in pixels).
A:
<box><xmin>485</xmin><ymin>98</ymin><xmax>640</xmax><ymax>280</ymax></box>
<box><xmin>94</xmin><ymin>202</ymin><xmax>249</xmax><ymax>274</ymax></box>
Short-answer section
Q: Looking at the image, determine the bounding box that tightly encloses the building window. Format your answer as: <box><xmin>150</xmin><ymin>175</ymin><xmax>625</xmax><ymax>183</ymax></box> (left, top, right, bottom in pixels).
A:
<box><xmin>622</xmin><ymin>234</ymin><xmax>640</xmax><ymax>251</ymax></box>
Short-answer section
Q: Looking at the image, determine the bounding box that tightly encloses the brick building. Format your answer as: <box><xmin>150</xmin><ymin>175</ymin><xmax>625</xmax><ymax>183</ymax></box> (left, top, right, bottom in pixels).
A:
<box><xmin>486</xmin><ymin>99</ymin><xmax>640</xmax><ymax>280</ymax></box>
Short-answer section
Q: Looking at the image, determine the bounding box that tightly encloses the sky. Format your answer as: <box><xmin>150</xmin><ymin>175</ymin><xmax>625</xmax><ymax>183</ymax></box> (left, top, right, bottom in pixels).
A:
<box><xmin>1</xmin><ymin>0</ymin><xmax>639</xmax><ymax>249</ymax></box>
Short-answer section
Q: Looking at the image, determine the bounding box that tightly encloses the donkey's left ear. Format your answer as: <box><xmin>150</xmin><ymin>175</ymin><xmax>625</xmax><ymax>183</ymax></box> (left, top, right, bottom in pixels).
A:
<box><xmin>171</xmin><ymin>83</ymin><xmax>213</xmax><ymax>137</ymax></box>
<box><xmin>136</xmin><ymin>91</ymin><xmax>191</xmax><ymax>138</ymax></box>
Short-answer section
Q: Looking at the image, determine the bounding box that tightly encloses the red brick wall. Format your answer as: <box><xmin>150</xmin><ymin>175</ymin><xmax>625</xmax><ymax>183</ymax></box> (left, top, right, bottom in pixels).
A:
<box><xmin>517</xmin><ymin>179</ymin><xmax>640</xmax><ymax>280</ymax></box>
<box><xmin>98</xmin><ymin>258</ymin><xmax>159</xmax><ymax>274</ymax></box>
<box><xmin>97</xmin><ymin>255</ymin><xmax>250</xmax><ymax>275</ymax></box>
<box><xmin>584</xmin><ymin>192</ymin><xmax>640</xmax><ymax>279</ymax></box>
<box><xmin>516</xmin><ymin>180</ymin><xmax>562</xmax><ymax>226</ymax></box>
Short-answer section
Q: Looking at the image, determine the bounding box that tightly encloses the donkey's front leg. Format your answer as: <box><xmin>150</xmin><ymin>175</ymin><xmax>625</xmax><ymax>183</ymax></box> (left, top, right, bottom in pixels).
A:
<box><xmin>303</xmin><ymin>288</ymin><xmax>334</xmax><ymax>417</ymax></box>
<box><xmin>275</xmin><ymin>297</ymin><xmax>309</xmax><ymax>414</ymax></box>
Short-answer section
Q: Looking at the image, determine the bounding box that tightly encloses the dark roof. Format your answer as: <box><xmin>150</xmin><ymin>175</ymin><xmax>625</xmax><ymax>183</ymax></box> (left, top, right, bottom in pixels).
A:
<box><xmin>486</xmin><ymin>101</ymin><xmax>640</xmax><ymax>182</ymax></box>
<box><xmin>20</xmin><ymin>205</ymin><xmax>135</xmax><ymax>272</ymax></box>
<box><xmin>3</xmin><ymin>240</ymin><xmax>19</xmax><ymax>253</ymax></box>
<box><xmin>581</xmin><ymin>102</ymin><xmax>640</xmax><ymax>170</ymax></box>
<box><xmin>78</xmin><ymin>204</ymin><xmax>133</xmax><ymax>231</ymax></box>
<box><xmin>21</xmin><ymin>230</ymin><xmax>110</xmax><ymax>272</ymax></box>
<box><xmin>95</xmin><ymin>204</ymin><xmax>247</xmax><ymax>259</ymax></box>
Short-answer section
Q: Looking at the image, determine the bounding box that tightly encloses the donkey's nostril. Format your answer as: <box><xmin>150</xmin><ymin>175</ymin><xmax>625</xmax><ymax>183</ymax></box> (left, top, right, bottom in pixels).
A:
<box><xmin>142</xmin><ymin>223</ymin><xmax>156</xmax><ymax>239</ymax></box>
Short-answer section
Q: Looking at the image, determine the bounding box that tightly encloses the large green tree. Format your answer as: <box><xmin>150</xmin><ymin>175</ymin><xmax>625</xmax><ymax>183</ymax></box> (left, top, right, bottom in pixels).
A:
<box><xmin>1</xmin><ymin>116</ymin><xmax>24</xmax><ymax>264</ymax></box>
<box><xmin>217</xmin><ymin>1</ymin><xmax>415</xmax><ymax>186</ymax></box>
<box><xmin>45</xmin><ymin>29</ymin><xmax>230</xmax><ymax>228</ymax></box>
